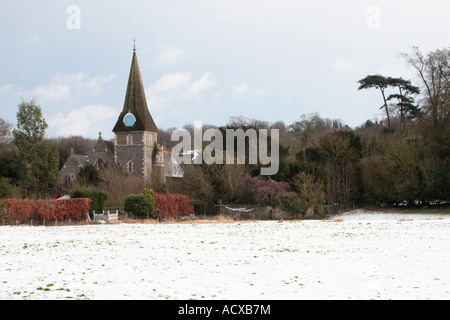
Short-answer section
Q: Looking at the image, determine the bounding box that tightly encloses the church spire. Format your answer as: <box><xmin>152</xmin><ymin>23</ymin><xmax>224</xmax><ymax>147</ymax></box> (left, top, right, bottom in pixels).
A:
<box><xmin>113</xmin><ymin>45</ymin><xmax>158</xmax><ymax>133</ymax></box>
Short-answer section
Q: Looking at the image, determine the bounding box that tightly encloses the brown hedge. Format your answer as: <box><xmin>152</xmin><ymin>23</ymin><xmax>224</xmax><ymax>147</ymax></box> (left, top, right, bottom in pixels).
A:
<box><xmin>4</xmin><ymin>198</ymin><xmax>91</xmax><ymax>222</ymax></box>
<box><xmin>154</xmin><ymin>192</ymin><xmax>194</xmax><ymax>219</ymax></box>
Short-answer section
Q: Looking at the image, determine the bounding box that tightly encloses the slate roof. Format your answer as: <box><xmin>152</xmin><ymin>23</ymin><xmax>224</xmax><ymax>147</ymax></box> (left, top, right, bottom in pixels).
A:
<box><xmin>60</xmin><ymin>133</ymin><xmax>114</xmax><ymax>181</ymax></box>
<box><xmin>113</xmin><ymin>49</ymin><xmax>158</xmax><ymax>133</ymax></box>
<box><xmin>87</xmin><ymin>133</ymin><xmax>114</xmax><ymax>166</ymax></box>
<box><xmin>163</xmin><ymin>151</ymin><xmax>184</xmax><ymax>178</ymax></box>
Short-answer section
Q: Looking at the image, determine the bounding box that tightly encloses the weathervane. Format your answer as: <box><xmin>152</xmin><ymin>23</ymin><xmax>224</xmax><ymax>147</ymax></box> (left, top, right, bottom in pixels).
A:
<box><xmin>133</xmin><ymin>38</ymin><xmax>136</xmax><ymax>52</ymax></box>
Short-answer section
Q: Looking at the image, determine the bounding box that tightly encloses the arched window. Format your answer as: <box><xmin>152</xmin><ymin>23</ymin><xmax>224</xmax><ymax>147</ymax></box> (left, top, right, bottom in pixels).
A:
<box><xmin>95</xmin><ymin>158</ymin><xmax>105</xmax><ymax>169</ymax></box>
<box><xmin>126</xmin><ymin>134</ymin><xmax>133</xmax><ymax>145</ymax></box>
<box><xmin>127</xmin><ymin>161</ymin><xmax>134</xmax><ymax>173</ymax></box>
<box><xmin>149</xmin><ymin>134</ymin><xmax>153</xmax><ymax>145</ymax></box>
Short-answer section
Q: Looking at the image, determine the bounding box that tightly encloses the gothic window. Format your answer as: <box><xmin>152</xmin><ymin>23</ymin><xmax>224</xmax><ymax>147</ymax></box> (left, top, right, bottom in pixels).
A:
<box><xmin>127</xmin><ymin>161</ymin><xmax>134</xmax><ymax>173</ymax></box>
<box><xmin>149</xmin><ymin>134</ymin><xmax>152</xmax><ymax>145</ymax></box>
<box><xmin>126</xmin><ymin>134</ymin><xmax>133</xmax><ymax>145</ymax></box>
<box><xmin>95</xmin><ymin>158</ymin><xmax>105</xmax><ymax>169</ymax></box>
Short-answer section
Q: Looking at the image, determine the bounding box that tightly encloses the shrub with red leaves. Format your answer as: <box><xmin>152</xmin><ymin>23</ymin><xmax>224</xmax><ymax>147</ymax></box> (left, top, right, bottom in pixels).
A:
<box><xmin>154</xmin><ymin>192</ymin><xmax>194</xmax><ymax>219</ymax></box>
<box><xmin>5</xmin><ymin>198</ymin><xmax>91</xmax><ymax>222</ymax></box>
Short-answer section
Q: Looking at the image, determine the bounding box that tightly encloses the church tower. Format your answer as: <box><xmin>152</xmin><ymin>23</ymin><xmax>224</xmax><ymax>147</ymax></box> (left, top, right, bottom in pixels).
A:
<box><xmin>113</xmin><ymin>46</ymin><xmax>159</xmax><ymax>180</ymax></box>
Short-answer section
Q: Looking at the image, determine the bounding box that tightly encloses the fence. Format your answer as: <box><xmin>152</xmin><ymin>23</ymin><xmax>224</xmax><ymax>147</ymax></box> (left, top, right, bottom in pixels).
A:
<box><xmin>90</xmin><ymin>210</ymin><xmax>119</xmax><ymax>222</ymax></box>
<box><xmin>216</xmin><ymin>204</ymin><xmax>308</xmax><ymax>220</ymax></box>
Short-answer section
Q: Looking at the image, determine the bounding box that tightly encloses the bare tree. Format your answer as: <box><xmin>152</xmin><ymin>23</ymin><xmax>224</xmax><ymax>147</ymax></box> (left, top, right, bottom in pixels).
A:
<box><xmin>401</xmin><ymin>47</ymin><xmax>450</xmax><ymax>127</ymax></box>
<box><xmin>289</xmin><ymin>113</ymin><xmax>340</xmax><ymax>160</ymax></box>
<box><xmin>219</xmin><ymin>164</ymin><xmax>246</xmax><ymax>203</ymax></box>
<box><xmin>49</xmin><ymin>135</ymin><xmax>97</xmax><ymax>155</ymax></box>
<box><xmin>0</xmin><ymin>118</ymin><xmax>13</xmax><ymax>150</ymax></box>
<box><xmin>318</xmin><ymin>130</ymin><xmax>362</xmax><ymax>205</ymax></box>
<box><xmin>99</xmin><ymin>163</ymin><xmax>144</xmax><ymax>208</ymax></box>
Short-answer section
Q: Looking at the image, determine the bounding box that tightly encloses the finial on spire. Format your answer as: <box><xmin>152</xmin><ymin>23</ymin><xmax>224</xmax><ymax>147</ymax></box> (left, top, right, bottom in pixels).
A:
<box><xmin>133</xmin><ymin>38</ymin><xmax>136</xmax><ymax>52</ymax></box>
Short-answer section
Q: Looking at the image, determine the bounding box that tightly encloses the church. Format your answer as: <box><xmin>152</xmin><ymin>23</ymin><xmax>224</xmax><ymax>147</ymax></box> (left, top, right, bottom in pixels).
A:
<box><xmin>60</xmin><ymin>46</ymin><xmax>183</xmax><ymax>183</ymax></box>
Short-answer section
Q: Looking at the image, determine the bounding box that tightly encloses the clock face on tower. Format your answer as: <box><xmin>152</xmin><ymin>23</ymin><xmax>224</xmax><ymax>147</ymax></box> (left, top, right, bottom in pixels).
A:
<box><xmin>123</xmin><ymin>112</ymin><xmax>136</xmax><ymax>127</ymax></box>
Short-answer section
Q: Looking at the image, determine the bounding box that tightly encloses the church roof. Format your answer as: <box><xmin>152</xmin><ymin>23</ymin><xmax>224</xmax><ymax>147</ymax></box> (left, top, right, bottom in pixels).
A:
<box><xmin>59</xmin><ymin>133</ymin><xmax>114</xmax><ymax>181</ymax></box>
<box><xmin>163</xmin><ymin>150</ymin><xmax>184</xmax><ymax>178</ymax></box>
<box><xmin>113</xmin><ymin>49</ymin><xmax>158</xmax><ymax>133</ymax></box>
<box><xmin>87</xmin><ymin>132</ymin><xmax>114</xmax><ymax>165</ymax></box>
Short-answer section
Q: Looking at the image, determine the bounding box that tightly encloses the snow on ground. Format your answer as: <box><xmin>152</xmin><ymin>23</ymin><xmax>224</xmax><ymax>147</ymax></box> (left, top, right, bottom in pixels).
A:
<box><xmin>1</xmin><ymin>212</ymin><xmax>450</xmax><ymax>300</ymax></box>
<box><xmin>330</xmin><ymin>208</ymin><xmax>450</xmax><ymax>221</ymax></box>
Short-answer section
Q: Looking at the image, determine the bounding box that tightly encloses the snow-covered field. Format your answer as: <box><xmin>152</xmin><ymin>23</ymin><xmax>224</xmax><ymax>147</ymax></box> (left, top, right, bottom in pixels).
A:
<box><xmin>1</xmin><ymin>210</ymin><xmax>450</xmax><ymax>300</ymax></box>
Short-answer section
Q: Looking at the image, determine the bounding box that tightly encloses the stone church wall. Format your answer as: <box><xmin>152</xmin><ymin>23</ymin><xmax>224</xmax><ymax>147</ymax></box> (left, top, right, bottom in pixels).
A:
<box><xmin>114</xmin><ymin>132</ymin><xmax>156</xmax><ymax>179</ymax></box>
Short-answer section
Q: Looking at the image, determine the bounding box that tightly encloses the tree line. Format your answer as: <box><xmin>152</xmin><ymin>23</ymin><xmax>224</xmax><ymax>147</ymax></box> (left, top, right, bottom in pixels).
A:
<box><xmin>0</xmin><ymin>47</ymin><xmax>448</xmax><ymax>215</ymax></box>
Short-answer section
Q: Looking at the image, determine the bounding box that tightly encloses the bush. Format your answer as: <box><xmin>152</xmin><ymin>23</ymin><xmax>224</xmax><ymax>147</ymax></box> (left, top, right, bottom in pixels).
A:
<box><xmin>78</xmin><ymin>164</ymin><xmax>101</xmax><ymax>185</ymax></box>
<box><xmin>291</xmin><ymin>172</ymin><xmax>325</xmax><ymax>214</ymax></box>
<box><xmin>124</xmin><ymin>193</ymin><xmax>157</xmax><ymax>219</ymax></box>
<box><xmin>142</xmin><ymin>188</ymin><xmax>155</xmax><ymax>201</ymax></box>
<box><xmin>71</xmin><ymin>186</ymin><xmax>108</xmax><ymax>213</ymax></box>
<box><xmin>0</xmin><ymin>177</ymin><xmax>16</xmax><ymax>199</ymax></box>
<box><xmin>178</xmin><ymin>164</ymin><xmax>216</xmax><ymax>215</ymax></box>
<box><xmin>142</xmin><ymin>187</ymin><xmax>157</xmax><ymax>215</ymax></box>
<box><xmin>243</xmin><ymin>175</ymin><xmax>295</xmax><ymax>207</ymax></box>
<box><xmin>0</xmin><ymin>199</ymin><xmax>8</xmax><ymax>219</ymax></box>
<box><xmin>4</xmin><ymin>198</ymin><xmax>91</xmax><ymax>222</ymax></box>
<box><xmin>154</xmin><ymin>192</ymin><xmax>194</xmax><ymax>220</ymax></box>
<box><xmin>281</xmin><ymin>196</ymin><xmax>308</xmax><ymax>214</ymax></box>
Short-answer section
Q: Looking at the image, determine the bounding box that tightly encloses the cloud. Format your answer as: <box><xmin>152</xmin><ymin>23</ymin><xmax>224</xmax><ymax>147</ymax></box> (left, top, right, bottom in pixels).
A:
<box><xmin>20</xmin><ymin>72</ymin><xmax>116</xmax><ymax>101</ymax></box>
<box><xmin>0</xmin><ymin>84</ymin><xmax>13</xmax><ymax>97</ymax></box>
<box><xmin>49</xmin><ymin>104</ymin><xmax>118</xmax><ymax>137</ymax></box>
<box><xmin>154</xmin><ymin>46</ymin><xmax>184</xmax><ymax>65</ymax></box>
<box><xmin>332</xmin><ymin>58</ymin><xmax>357</xmax><ymax>71</ymax></box>
<box><xmin>146</xmin><ymin>72</ymin><xmax>216</xmax><ymax>111</ymax></box>
<box><xmin>22</xmin><ymin>33</ymin><xmax>42</xmax><ymax>46</ymax></box>
<box><xmin>233</xmin><ymin>83</ymin><xmax>264</xmax><ymax>95</ymax></box>
<box><xmin>149</xmin><ymin>72</ymin><xmax>191</xmax><ymax>93</ymax></box>
<box><xmin>185</xmin><ymin>73</ymin><xmax>216</xmax><ymax>98</ymax></box>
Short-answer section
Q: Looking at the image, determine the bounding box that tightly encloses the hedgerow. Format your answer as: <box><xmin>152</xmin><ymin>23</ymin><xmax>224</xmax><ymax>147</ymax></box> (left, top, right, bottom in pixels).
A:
<box><xmin>154</xmin><ymin>192</ymin><xmax>194</xmax><ymax>220</ymax></box>
<box><xmin>4</xmin><ymin>198</ymin><xmax>91</xmax><ymax>222</ymax></box>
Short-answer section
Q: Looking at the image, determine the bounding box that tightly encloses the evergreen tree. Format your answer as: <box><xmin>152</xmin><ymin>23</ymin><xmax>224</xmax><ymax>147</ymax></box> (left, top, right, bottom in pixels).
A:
<box><xmin>386</xmin><ymin>77</ymin><xmax>420</xmax><ymax>130</ymax></box>
<box><xmin>34</xmin><ymin>140</ymin><xmax>60</xmax><ymax>197</ymax></box>
<box><xmin>358</xmin><ymin>75</ymin><xmax>392</xmax><ymax>129</ymax></box>
<box><xmin>78</xmin><ymin>164</ymin><xmax>101</xmax><ymax>185</ymax></box>
<box><xmin>13</xmin><ymin>99</ymin><xmax>59</xmax><ymax>198</ymax></box>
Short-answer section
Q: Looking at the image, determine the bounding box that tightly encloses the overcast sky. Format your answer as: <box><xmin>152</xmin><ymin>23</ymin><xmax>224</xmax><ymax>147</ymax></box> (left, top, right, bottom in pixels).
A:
<box><xmin>0</xmin><ymin>0</ymin><xmax>449</xmax><ymax>140</ymax></box>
